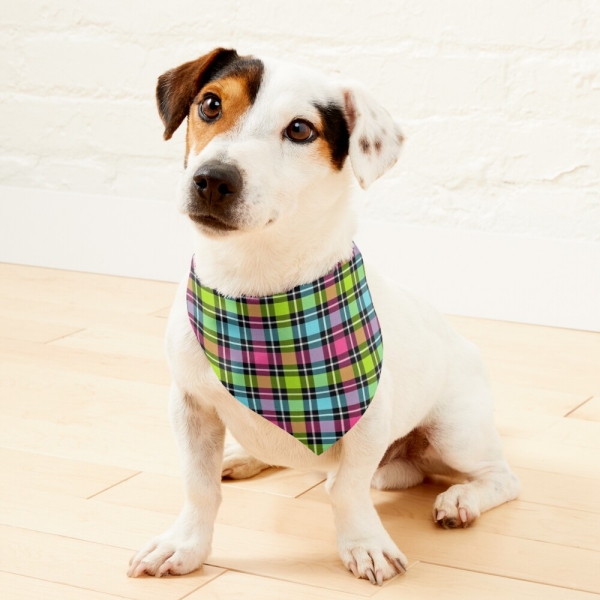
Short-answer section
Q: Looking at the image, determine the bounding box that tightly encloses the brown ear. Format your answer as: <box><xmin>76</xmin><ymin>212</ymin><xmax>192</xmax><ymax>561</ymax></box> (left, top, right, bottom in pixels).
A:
<box><xmin>156</xmin><ymin>48</ymin><xmax>239</xmax><ymax>140</ymax></box>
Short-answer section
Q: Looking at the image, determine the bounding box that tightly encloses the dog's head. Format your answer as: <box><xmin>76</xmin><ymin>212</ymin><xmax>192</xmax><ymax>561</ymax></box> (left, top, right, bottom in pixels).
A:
<box><xmin>157</xmin><ymin>48</ymin><xmax>404</xmax><ymax>236</ymax></box>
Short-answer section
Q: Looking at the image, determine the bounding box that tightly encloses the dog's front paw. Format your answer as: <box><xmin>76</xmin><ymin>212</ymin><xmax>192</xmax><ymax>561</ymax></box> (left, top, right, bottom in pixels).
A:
<box><xmin>221</xmin><ymin>441</ymin><xmax>269</xmax><ymax>479</ymax></box>
<box><xmin>127</xmin><ymin>528</ymin><xmax>210</xmax><ymax>578</ymax></box>
<box><xmin>338</xmin><ymin>536</ymin><xmax>407</xmax><ymax>585</ymax></box>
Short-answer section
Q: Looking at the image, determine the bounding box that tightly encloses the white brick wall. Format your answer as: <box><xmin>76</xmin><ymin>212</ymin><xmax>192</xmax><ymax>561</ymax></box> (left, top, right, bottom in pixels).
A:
<box><xmin>1</xmin><ymin>0</ymin><xmax>599</xmax><ymax>242</ymax></box>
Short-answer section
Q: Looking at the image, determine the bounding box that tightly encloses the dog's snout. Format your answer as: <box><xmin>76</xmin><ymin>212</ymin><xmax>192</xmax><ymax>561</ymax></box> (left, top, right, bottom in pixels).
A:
<box><xmin>193</xmin><ymin>161</ymin><xmax>242</xmax><ymax>205</ymax></box>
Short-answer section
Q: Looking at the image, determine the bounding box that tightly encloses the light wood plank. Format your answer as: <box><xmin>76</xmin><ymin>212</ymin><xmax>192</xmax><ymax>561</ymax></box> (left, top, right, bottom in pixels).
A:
<box><xmin>487</xmin><ymin>359</ymin><xmax>600</xmax><ymax>398</ymax></box>
<box><xmin>0</xmin><ymin>414</ymin><xmax>180</xmax><ymax>476</ymax></box>
<box><xmin>0</xmin><ymin>296</ymin><xmax>170</xmax><ymax>342</ymax></box>
<box><xmin>492</xmin><ymin>383</ymin><xmax>588</xmax><ymax>438</ymax></box>
<box><xmin>190</xmin><ymin>570</ymin><xmax>367</xmax><ymax>600</ymax></box>
<box><xmin>568</xmin><ymin>396</ymin><xmax>600</xmax><ymax>422</ymax></box>
<box><xmin>0</xmin><ymin>361</ymin><xmax>178</xmax><ymax>474</ymax></box>
<box><xmin>448</xmin><ymin>316</ymin><xmax>600</xmax><ymax>396</ymax></box>
<box><xmin>447</xmin><ymin>315</ymin><xmax>600</xmax><ymax>360</ymax></box>
<box><xmin>502</xmin><ymin>436</ymin><xmax>600</xmax><ymax>479</ymax></box>
<box><xmin>51</xmin><ymin>322</ymin><xmax>167</xmax><ymax>361</ymax></box>
<box><xmin>94</xmin><ymin>472</ymin><xmax>185</xmax><ymax>514</ymax></box>
<box><xmin>514</xmin><ymin>467</ymin><xmax>600</xmax><ymax>514</ymax></box>
<box><xmin>0</xmin><ymin>486</ymin><xmax>173</xmax><ymax>550</ymax></box>
<box><xmin>389</xmin><ymin>514</ymin><xmax>600</xmax><ymax>593</ymax></box>
<box><xmin>0</xmin><ymin>572</ymin><xmax>125</xmax><ymax>600</ymax></box>
<box><xmin>374</xmin><ymin>562</ymin><xmax>600</xmax><ymax>600</ymax></box>
<box><xmin>0</xmin><ymin>316</ymin><xmax>81</xmax><ymax>343</ymax></box>
<box><xmin>537</xmin><ymin>418</ymin><xmax>600</xmax><ymax>450</ymax></box>
<box><xmin>0</xmin><ymin>525</ymin><xmax>223</xmax><ymax>600</ymax></box>
<box><xmin>0</xmin><ymin>447</ymin><xmax>137</xmax><ymax>499</ymax></box>
<box><xmin>0</xmin><ymin>338</ymin><xmax>170</xmax><ymax>385</ymax></box>
<box><xmin>0</xmin><ymin>263</ymin><xmax>177</xmax><ymax>316</ymax></box>
<box><xmin>475</xmin><ymin>499</ymin><xmax>600</xmax><ymax>551</ymax></box>
<box><xmin>0</xmin><ymin>362</ymin><xmax>169</xmax><ymax>423</ymax></box>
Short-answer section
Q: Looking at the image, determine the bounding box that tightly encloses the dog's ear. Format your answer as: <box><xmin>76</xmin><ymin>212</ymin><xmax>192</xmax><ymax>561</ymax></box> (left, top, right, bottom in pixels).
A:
<box><xmin>156</xmin><ymin>48</ymin><xmax>239</xmax><ymax>140</ymax></box>
<box><xmin>341</xmin><ymin>82</ymin><xmax>404</xmax><ymax>189</ymax></box>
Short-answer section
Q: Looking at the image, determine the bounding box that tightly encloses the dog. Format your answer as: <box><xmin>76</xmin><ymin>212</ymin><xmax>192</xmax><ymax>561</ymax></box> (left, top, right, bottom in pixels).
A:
<box><xmin>127</xmin><ymin>47</ymin><xmax>520</xmax><ymax>585</ymax></box>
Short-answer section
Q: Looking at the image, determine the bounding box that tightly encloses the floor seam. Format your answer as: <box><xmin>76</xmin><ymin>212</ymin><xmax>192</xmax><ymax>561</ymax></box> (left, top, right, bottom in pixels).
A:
<box><xmin>417</xmin><ymin>560</ymin><xmax>599</xmax><ymax>594</ymax></box>
<box><xmin>43</xmin><ymin>327</ymin><xmax>87</xmax><ymax>344</ymax></box>
<box><xmin>86</xmin><ymin>471</ymin><xmax>142</xmax><ymax>500</ymax></box>
<box><xmin>0</xmin><ymin>569</ymin><xmax>132</xmax><ymax>599</ymax></box>
<box><xmin>294</xmin><ymin>476</ymin><xmax>327</xmax><ymax>499</ymax></box>
<box><xmin>563</xmin><ymin>396</ymin><xmax>594</xmax><ymax>418</ymax></box>
<box><xmin>178</xmin><ymin>568</ymin><xmax>229</xmax><ymax>599</ymax></box>
<box><xmin>201</xmin><ymin>564</ymin><xmax>377</xmax><ymax>597</ymax></box>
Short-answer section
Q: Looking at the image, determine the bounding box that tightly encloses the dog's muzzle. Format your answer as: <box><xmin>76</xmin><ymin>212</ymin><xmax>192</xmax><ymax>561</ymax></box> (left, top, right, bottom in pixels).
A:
<box><xmin>189</xmin><ymin>160</ymin><xmax>243</xmax><ymax>231</ymax></box>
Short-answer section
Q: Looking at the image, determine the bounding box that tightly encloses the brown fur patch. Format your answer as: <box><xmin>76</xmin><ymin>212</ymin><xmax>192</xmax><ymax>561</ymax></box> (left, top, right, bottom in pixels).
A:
<box><xmin>156</xmin><ymin>48</ymin><xmax>263</xmax><ymax>159</ymax></box>
<box><xmin>313</xmin><ymin>102</ymin><xmax>350</xmax><ymax>170</ymax></box>
<box><xmin>374</xmin><ymin>139</ymin><xmax>382</xmax><ymax>154</ymax></box>
<box><xmin>378</xmin><ymin>428</ymin><xmax>430</xmax><ymax>468</ymax></box>
<box><xmin>359</xmin><ymin>137</ymin><xmax>371</xmax><ymax>154</ymax></box>
<box><xmin>187</xmin><ymin>75</ymin><xmax>255</xmax><ymax>155</ymax></box>
<box><xmin>157</xmin><ymin>48</ymin><xmax>239</xmax><ymax>141</ymax></box>
<box><xmin>313</xmin><ymin>133</ymin><xmax>334</xmax><ymax>167</ymax></box>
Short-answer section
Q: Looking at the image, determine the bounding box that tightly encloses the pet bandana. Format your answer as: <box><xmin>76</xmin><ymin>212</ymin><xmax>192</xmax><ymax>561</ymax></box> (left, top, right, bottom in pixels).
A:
<box><xmin>186</xmin><ymin>244</ymin><xmax>383</xmax><ymax>454</ymax></box>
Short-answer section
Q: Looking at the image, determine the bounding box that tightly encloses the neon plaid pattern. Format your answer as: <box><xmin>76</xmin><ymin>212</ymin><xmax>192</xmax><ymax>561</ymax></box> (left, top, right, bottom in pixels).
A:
<box><xmin>186</xmin><ymin>244</ymin><xmax>383</xmax><ymax>455</ymax></box>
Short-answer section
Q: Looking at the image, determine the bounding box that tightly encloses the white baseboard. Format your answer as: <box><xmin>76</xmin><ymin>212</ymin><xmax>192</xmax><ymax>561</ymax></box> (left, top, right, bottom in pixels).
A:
<box><xmin>1</xmin><ymin>185</ymin><xmax>599</xmax><ymax>332</ymax></box>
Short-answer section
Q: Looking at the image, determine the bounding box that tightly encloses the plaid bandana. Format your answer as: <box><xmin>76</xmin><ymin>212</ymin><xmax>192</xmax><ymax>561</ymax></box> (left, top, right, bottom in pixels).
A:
<box><xmin>186</xmin><ymin>244</ymin><xmax>383</xmax><ymax>455</ymax></box>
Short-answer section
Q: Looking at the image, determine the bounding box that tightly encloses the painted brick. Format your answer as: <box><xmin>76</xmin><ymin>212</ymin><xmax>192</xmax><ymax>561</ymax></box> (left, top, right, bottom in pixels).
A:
<box><xmin>1</xmin><ymin>0</ymin><xmax>599</xmax><ymax>242</ymax></box>
<box><xmin>507</xmin><ymin>55</ymin><xmax>600</xmax><ymax>125</ymax></box>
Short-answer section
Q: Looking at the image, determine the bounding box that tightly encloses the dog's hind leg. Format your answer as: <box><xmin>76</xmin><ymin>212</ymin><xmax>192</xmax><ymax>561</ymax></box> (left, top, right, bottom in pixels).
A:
<box><xmin>370</xmin><ymin>428</ymin><xmax>428</xmax><ymax>490</ymax></box>
<box><xmin>429</xmin><ymin>388</ymin><xmax>520</xmax><ymax>528</ymax></box>
<box><xmin>371</xmin><ymin>459</ymin><xmax>424</xmax><ymax>490</ymax></box>
<box><xmin>221</xmin><ymin>439</ymin><xmax>270</xmax><ymax>479</ymax></box>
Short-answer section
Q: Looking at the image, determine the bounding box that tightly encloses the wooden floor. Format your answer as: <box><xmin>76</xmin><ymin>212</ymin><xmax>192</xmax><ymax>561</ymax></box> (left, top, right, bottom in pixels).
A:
<box><xmin>1</xmin><ymin>262</ymin><xmax>599</xmax><ymax>600</ymax></box>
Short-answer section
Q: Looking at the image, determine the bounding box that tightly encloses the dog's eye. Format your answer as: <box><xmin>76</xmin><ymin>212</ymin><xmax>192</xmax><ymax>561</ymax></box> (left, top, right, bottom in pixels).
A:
<box><xmin>284</xmin><ymin>119</ymin><xmax>315</xmax><ymax>143</ymax></box>
<box><xmin>199</xmin><ymin>94</ymin><xmax>222</xmax><ymax>121</ymax></box>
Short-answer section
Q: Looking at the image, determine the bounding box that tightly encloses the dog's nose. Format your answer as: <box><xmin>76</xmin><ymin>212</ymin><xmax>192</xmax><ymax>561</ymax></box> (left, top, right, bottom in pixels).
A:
<box><xmin>193</xmin><ymin>161</ymin><xmax>242</xmax><ymax>205</ymax></box>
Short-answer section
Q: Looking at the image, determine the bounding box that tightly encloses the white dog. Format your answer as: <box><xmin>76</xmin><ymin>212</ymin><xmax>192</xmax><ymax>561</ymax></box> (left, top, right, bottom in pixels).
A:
<box><xmin>128</xmin><ymin>48</ymin><xmax>520</xmax><ymax>585</ymax></box>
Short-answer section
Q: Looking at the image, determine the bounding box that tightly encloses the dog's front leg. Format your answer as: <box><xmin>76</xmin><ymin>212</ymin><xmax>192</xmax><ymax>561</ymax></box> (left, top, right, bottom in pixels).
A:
<box><xmin>327</xmin><ymin>410</ymin><xmax>408</xmax><ymax>585</ymax></box>
<box><xmin>128</xmin><ymin>382</ymin><xmax>224</xmax><ymax>577</ymax></box>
